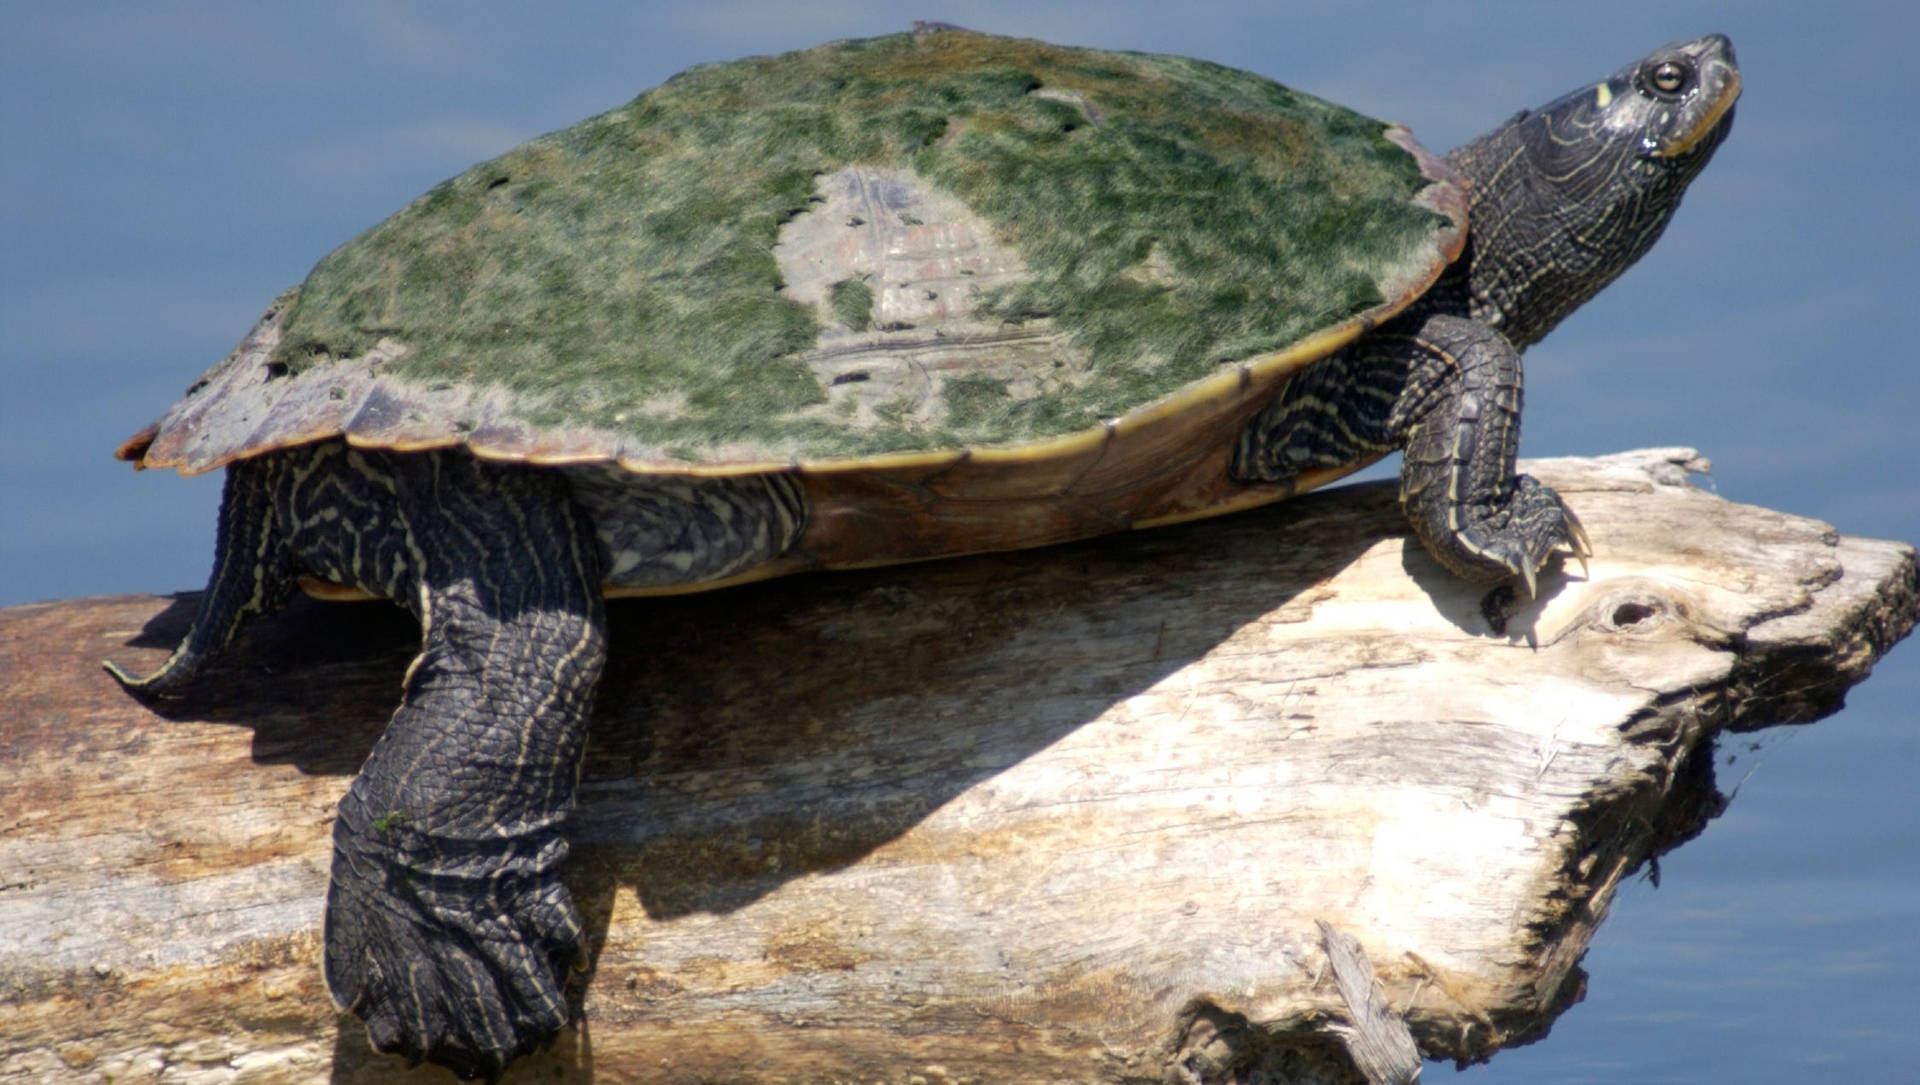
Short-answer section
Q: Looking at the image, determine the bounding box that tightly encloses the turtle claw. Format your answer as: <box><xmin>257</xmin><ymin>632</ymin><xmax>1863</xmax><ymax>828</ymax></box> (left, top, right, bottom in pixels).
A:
<box><xmin>1517</xmin><ymin>499</ymin><xmax>1591</xmax><ymax>597</ymax></box>
<box><xmin>1560</xmin><ymin>504</ymin><xmax>1592</xmax><ymax>581</ymax></box>
<box><xmin>1498</xmin><ymin>473</ymin><xmax>1587</xmax><ymax>597</ymax></box>
<box><xmin>1563</xmin><ymin>503</ymin><xmax>1592</xmax><ymax>558</ymax></box>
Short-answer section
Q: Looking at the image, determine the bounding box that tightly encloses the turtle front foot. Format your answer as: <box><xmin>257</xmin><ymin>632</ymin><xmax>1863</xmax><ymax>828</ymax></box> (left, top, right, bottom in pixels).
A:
<box><xmin>1409</xmin><ymin>472</ymin><xmax>1590</xmax><ymax>597</ymax></box>
<box><xmin>324</xmin><ymin>817</ymin><xmax>585</xmax><ymax>1080</ymax></box>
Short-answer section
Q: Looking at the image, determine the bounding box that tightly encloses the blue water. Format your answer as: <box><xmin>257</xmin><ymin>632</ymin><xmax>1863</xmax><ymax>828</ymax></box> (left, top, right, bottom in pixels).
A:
<box><xmin>1445</xmin><ymin>663</ymin><xmax>1920</xmax><ymax>1082</ymax></box>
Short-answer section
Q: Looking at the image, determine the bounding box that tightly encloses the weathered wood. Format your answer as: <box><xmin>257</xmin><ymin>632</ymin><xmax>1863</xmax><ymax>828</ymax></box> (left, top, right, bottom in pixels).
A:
<box><xmin>1315</xmin><ymin>921</ymin><xmax>1421</xmax><ymax>1085</ymax></box>
<box><xmin>2</xmin><ymin>448</ymin><xmax>1913</xmax><ymax>1084</ymax></box>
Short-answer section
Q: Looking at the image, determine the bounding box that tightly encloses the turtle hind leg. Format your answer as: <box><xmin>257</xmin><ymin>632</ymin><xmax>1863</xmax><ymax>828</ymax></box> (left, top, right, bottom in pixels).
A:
<box><xmin>104</xmin><ymin>455</ymin><xmax>293</xmax><ymax>697</ymax></box>
<box><xmin>318</xmin><ymin>451</ymin><xmax>606</xmax><ymax>1079</ymax></box>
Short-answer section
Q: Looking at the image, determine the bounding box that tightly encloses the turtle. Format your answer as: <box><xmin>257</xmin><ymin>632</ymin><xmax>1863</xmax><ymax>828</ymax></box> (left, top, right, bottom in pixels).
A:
<box><xmin>106</xmin><ymin>26</ymin><xmax>1739</xmax><ymax>1078</ymax></box>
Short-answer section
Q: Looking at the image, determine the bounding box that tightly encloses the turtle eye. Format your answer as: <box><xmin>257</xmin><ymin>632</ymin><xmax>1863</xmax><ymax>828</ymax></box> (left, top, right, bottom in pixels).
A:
<box><xmin>1645</xmin><ymin>59</ymin><xmax>1690</xmax><ymax>95</ymax></box>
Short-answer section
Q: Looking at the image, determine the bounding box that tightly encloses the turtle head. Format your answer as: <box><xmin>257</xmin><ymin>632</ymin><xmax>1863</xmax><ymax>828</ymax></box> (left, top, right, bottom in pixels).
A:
<box><xmin>1448</xmin><ymin>34</ymin><xmax>1740</xmax><ymax>348</ymax></box>
<box><xmin>1593</xmin><ymin>34</ymin><xmax>1742</xmax><ymax>160</ymax></box>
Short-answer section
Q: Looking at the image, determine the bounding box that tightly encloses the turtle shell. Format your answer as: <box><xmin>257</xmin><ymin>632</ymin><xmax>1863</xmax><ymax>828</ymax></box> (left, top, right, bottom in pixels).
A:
<box><xmin>122</xmin><ymin>28</ymin><xmax>1465</xmax><ymax>573</ymax></box>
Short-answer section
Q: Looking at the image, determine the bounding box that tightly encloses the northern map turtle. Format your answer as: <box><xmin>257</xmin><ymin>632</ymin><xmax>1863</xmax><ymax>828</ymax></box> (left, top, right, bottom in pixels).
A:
<box><xmin>109</xmin><ymin>27</ymin><xmax>1740</xmax><ymax>1077</ymax></box>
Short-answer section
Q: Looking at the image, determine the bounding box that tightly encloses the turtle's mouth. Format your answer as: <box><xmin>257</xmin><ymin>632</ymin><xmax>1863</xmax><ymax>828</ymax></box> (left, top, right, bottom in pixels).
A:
<box><xmin>1647</xmin><ymin>36</ymin><xmax>1740</xmax><ymax>158</ymax></box>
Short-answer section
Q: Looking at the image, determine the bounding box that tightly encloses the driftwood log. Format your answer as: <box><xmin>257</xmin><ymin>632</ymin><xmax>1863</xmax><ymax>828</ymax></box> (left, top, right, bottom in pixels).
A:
<box><xmin>3</xmin><ymin>448</ymin><xmax>1914</xmax><ymax>1084</ymax></box>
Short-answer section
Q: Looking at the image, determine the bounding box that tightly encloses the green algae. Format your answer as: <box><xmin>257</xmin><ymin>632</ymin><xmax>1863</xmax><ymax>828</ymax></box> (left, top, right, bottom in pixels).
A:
<box><xmin>269</xmin><ymin>29</ymin><xmax>1449</xmax><ymax>461</ymax></box>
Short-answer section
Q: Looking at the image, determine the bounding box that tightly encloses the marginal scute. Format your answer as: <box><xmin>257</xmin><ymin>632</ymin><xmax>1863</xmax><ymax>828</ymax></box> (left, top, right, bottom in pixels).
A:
<box><xmin>122</xmin><ymin>28</ymin><xmax>1466</xmax><ymax>480</ymax></box>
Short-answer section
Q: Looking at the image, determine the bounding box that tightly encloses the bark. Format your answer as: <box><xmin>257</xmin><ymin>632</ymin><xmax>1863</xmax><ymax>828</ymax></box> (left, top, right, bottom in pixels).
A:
<box><xmin>2</xmin><ymin>448</ymin><xmax>1914</xmax><ymax>1084</ymax></box>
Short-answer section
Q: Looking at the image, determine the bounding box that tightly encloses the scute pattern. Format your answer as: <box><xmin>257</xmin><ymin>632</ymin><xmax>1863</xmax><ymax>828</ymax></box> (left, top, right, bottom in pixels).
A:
<box><xmin>124</xmin><ymin>27</ymin><xmax>1463</xmax><ymax>476</ymax></box>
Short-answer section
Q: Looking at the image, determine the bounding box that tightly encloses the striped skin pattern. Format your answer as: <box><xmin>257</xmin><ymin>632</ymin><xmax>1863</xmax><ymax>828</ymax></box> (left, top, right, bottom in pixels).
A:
<box><xmin>564</xmin><ymin>465</ymin><xmax>805</xmax><ymax>591</ymax></box>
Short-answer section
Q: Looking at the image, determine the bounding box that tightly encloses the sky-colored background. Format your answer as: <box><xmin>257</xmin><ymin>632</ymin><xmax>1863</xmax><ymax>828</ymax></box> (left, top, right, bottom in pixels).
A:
<box><xmin>3</xmin><ymin>2</ymin><xmax>1915</xmax><ymax>1080</ymax></box>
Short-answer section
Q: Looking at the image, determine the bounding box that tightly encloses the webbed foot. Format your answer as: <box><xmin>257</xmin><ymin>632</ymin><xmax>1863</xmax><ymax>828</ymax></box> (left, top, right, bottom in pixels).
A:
<box><xmin>1410</xmin><ymin>472</ymin><xmax>1589</xmax><ymax>595</ymax></box>
<box><xmin>324</xmin><ymin>815</ymin><xmax>584</xmax><ymax>1080</ymax></box>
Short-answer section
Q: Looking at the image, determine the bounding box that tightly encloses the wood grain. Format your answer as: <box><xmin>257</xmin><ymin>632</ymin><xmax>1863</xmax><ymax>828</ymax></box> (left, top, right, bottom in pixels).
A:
<box><xmin>3</xmin><ymin>449</ymin><xmax>1913</xmax><ymax>1083</ymax></box>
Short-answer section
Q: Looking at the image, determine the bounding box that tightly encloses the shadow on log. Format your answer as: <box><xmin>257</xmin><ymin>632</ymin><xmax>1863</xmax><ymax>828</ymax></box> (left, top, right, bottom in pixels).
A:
<box><xmin>2</xmin><ymin>448</ymin><xmax>1914</xmax><ymax>1083</ymax></box>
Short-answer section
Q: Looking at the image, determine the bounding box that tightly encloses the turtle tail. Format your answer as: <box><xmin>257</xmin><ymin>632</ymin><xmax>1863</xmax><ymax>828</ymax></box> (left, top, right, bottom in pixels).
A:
<box><xmin>104</xmin><ymin>455</ymin><xmax>293</xmax><ymax>697</ymax></box>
